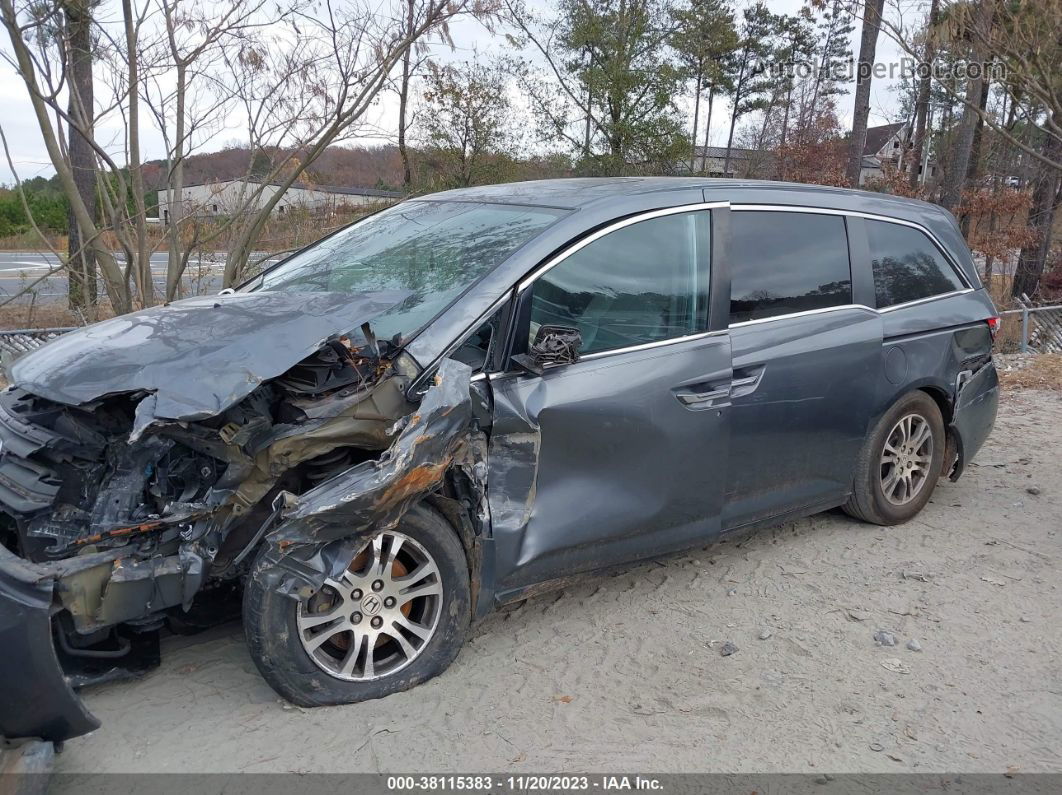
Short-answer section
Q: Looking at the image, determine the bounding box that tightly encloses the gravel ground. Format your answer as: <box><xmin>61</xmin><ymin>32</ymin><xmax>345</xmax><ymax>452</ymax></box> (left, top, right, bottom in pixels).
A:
<box><xmin>52</xmin><ymin>388</ymin><xmax>1062</xmax><ymax>774</ymax></box>
<box><xmin>996</xmin><ymin>353</ymin><xmax>1062</xmax><ymax>391</ymax></box>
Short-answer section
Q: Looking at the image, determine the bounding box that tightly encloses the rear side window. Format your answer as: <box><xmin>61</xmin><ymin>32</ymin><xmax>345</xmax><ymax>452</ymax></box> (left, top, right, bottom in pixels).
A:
<box><xmin>730</xmin><ymin>211</ymin><xmax>852</xmax><ymax>324</ymax></box>
<box><xmin>866</xmin><ymin>220</ymin><xmax>965</xmax><ymax>308</ymax></box>
<box><xmin>529</xmin><ymin>211</ymin><xmax>709</xmax><ymax>355</ymax></box>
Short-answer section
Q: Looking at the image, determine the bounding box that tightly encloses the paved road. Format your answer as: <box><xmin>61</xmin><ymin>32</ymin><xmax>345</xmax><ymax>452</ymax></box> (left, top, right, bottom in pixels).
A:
<box><xmin>0</xmin><ymin>251</ymin><xmax>279</xmax><ymax>304</ymax></box>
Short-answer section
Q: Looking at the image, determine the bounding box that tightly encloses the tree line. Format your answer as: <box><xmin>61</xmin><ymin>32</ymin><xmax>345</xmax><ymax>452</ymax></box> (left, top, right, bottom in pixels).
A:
<box><xmin>0</xmin><ymin>0</ymin><xmax>1060</xmax><ymax>317</ymax></box>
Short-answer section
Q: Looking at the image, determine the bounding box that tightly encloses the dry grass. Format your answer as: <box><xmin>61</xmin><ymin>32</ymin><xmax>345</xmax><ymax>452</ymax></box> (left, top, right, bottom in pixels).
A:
<box><xmin>0</xmin><ymin>302</ymin><xmax>116</xmax><ymax>330</ymax></box>
<box><xmin>997</xmin><ymin>353</ymin><xmax>1062</xmax><ymax>391</ymax></box>
<box><xmin>0</xmin><ymin>202</ymin><xmax>387</xmax><ymax>257</ymax></box>
<box><xmin>0</xmin><ymin>231</ymin><xmax>67</xmax><ymax>251</ymax></box>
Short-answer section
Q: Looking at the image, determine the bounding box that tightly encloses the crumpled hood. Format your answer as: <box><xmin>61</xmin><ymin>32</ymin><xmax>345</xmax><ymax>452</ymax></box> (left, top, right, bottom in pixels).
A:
<box><xmin>11</xmin><ymin>290</ymin><xmax>413</xmax><ymax>420</ymax></box>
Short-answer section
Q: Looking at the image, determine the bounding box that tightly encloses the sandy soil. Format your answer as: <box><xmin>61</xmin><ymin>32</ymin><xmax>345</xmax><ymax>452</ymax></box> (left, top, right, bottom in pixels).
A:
<box><xmin>52</xmin><ymin>388</ymin><xmax>1062</xmax><ymax>774</ymax></box>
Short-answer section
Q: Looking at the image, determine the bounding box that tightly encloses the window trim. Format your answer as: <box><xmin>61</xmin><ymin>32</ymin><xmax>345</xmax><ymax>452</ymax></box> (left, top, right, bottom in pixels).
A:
<box><xmin>861</xmin><ymin>215</ymin><xmax>970</xmax><ymax>310</ymax></box>
<box><xmin>512</xmin><ymin>202</ymin><xmax>722</xmax><ymax>361</ymax></box>
<box><xmin>485</xmin><ymin>328</ymin><xmax>730</xmax><ymax>383</ymax></box>
<box><xmin>729</xmin><ymin>303</ymin><xmax>875</xmax><ymax>328</ymax></box>
<box><xmin>725</xmin><ymin>289</ymin><xmax>974</xmax><ymax>328</ymax></box>
<box><xmin>730</xmin><ymin>204</ymin><xmax>972</xmax><ymax>290</ymax></box>
<box><xmin>727</xmin><ymin>206</ymin><xmax>856</xmax><ymax>326</ymax></box>
<box><xmin>516</xmin><ymin>202</ymin><xmax>728</xmax><ymax>292</ymax></box>
<box><xmin>578</xmin><ymin>328</ymin><xmax>727</xmax><ymax>361</ymax></box>
<box><xmin>459</xmin><ymin>202</ymin><xmax>975</xmax><ymax>381</ymax></box>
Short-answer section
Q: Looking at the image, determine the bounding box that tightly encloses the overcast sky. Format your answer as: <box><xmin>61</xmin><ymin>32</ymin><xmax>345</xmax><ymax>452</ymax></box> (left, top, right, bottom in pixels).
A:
<box><xmin>0</xmin><ymin>0</ymin><xmax>915</xmax><ymax>185</ymax></box>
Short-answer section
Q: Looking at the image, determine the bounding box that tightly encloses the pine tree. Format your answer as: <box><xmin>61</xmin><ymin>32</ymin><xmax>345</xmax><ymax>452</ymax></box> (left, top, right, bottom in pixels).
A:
<box><xmin>671</xmin><ymin>0</ymin><xmax>738</xmax><ymax>172</ymax></box>
<box><xmin>722</xmin><ymin>2</ymin><xmax>780</xmax><ymax>176</ymax></box>
<box><xmin>801</xmin><ymin>0</ymin><xmax>853</xmax><ymax>138</ymax></box>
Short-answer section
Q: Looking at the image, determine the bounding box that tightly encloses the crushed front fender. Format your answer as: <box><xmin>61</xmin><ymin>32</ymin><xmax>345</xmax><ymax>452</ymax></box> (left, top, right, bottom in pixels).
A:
<box><xmin>0</xmin><ymin>544</ymin><xmax>98</xmax><ymax>742</ymax></box>
<box><xmin>252</xmin><ymin>358</ymin><xmax>485</xmax><ymax>596</ymax></box>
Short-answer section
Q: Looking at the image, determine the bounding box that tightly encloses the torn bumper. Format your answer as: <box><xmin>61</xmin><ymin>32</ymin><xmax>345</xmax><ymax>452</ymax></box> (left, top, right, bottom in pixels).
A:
<box><xmin>0</xmin><ymin>544</ymin><xmax>99</xmax><ymax>743</ymax></box>
<box><xmin>949</xmin><ymin>362</ymin><xmax>1000</xmax><ymax>481</ymax></box>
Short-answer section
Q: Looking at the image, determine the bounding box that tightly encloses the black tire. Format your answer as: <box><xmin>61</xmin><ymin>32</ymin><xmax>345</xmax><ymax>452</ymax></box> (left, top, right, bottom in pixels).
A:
<box><xmin>243</xmin><ymin>503</ymin><xmax>471</xmax><ymax>707</ymax></box>
<box><xmin>843</xmin><ymin>390</ymin><xmax>946</xmax><ymax>526</ymax></box>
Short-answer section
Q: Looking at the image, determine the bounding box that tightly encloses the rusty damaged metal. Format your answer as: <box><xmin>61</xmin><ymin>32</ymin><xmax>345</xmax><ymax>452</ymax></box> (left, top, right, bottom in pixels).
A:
<box><xmin>0</xmin><ymin>295</ymin><xmax>490</xmax><ymax>743</ymax></box>
<box><xmin>251</xmin><ymin>359</ymin><xmax>486</xmax><ymax>597</ymax></box>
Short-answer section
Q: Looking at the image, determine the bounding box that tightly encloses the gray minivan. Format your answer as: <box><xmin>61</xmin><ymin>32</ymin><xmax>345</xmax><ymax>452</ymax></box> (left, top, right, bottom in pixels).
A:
<box><xmin>0</xmin><ymin>178</ymin><xmax>999</xmax><ymax>742</ymax></box>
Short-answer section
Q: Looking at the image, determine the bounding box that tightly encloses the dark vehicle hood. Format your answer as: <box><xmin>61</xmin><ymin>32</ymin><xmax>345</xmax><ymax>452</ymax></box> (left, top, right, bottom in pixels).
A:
<box><xmin>10</xmin><ymin>290</ymin><xmax>413</xmax><ymax>421</ymax></box>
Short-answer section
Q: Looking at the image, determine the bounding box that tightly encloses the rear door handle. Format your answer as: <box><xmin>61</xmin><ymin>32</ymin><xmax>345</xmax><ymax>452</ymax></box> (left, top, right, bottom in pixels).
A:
<box><xmin>674</xmin><ymin>385</ymin><xmax>730</xmax><ymax>410</ymax></box>
<box><xmin>730</xmin><ymin>365</ymin><xmax>765</xmax><ymax>398</ymax></box>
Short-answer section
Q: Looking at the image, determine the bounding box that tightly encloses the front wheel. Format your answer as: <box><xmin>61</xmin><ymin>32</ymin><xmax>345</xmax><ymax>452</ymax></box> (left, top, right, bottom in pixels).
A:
<box><xmin>243</xmin><ymin>503</ymin><xmax>471</xmax><ymax>706</ymax></box>
<box><xmin>843</xmin><ymin>391</ymin><xmax>946</xmax><ymax>526</ymax></box>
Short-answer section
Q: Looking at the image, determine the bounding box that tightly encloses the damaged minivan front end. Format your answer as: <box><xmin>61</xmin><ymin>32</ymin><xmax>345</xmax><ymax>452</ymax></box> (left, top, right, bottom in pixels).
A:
<box><xmin>0</xmin><ymin>290</ymin><xmax>485</xmax><ymax>744</ymax></box>
<box><xmin>3</xmin><ymin>179</ymin><xmax>1003</xmax><ymax>749</ymax></box>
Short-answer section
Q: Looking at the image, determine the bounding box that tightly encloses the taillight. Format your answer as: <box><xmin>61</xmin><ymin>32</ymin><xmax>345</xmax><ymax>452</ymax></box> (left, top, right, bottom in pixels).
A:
<box><xmin>986</xmin><ymin>316</ymin><xmax>1000</xmax><ymax>340</ymax></box>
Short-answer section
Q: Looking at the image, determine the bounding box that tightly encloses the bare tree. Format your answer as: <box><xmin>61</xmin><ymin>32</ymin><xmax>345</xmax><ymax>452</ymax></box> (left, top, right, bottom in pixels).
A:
<box><xmin>772</xmin><ymin>9</ymin><xmax>815</xmax><ymax>174</ymax></box>
<box><xmin>218</xmin><ymin>0</ymin><xmax>489</xmax><ymax>286</ymax></box>
<box><xmin>398</xmin><ymin>0</ymin><xmax>416</xmax><ymax>189</ymax></box>
<box><xmin>876</xmin><ymin>0</ymin><xmax>1062</xmax><ymax>296</ymax></box>
<box><xmin>1</xmin><ymin>0</ymin><xmax>134</xmax><ymax>312</ymax></box>
<box><xmin>798</xmin><ymin>0</ymin><xmax>852</xmax><ymax>139</ymax></box>
<box><xmin>881</xmin><ymin>0</ymin><xmax>1062</xmax><ymax>173</ymax></box>
<box><xmin>845</xmin><ymin>0</ymin><xmax>885</xmax><ymax>187</ymax></box>
<box><xmin>142</xmin><ymin>0</ymin><xmax>283</xmax><ymax>300</ymax></box>
<box><xmin>61</xmin><ymin>0</ymin><xmax>97</xmax><ymax>311</ymax></box>
<box><xmin>907</xmin><ymin>0</ymin><xmax>939</xmax><ymax>190</ymax></box>
<box><xmin>1011</xmin><ymin>130</ymin><xmax>1062</xmax><ymax>298</ymax></box>
<box><xmin>1</xmin><ymin>0</ymin><xmax>487</xmax><ymax>311</ymax></box>
<box><xmin>939</xmin><ymin>1</ymin><xmax>995</xmax><ymax>211</ymax></box>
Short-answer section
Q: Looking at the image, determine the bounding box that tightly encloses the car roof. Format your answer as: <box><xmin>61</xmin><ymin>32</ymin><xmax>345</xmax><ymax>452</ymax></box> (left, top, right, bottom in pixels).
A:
<box><xmin>412</xmin><ymin>177</ymin><xmax>970</xmax><ymax>282</ymax></box>
<box><xmin>403</xmin><ymin>177</ymin><xmax>986</xmax><ymax>369</ymax></box>
<box><xmin>413</xmin><ymin>176</ymin><xmax>946</xmax><ymax>217</ymax></box>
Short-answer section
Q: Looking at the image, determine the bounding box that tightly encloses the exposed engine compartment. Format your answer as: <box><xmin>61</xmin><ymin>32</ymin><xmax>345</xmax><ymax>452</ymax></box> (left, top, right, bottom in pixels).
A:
<box><xmin>1</xmin><ymin>334</ymin><xmax>396</xmax><ymax>559</ymax></box>
<box><xmin>0</xmin><ymin>327</ymin><xmax>483</xmax><ymax>658</ymax></box>
<box><xmin>0</xmin><ymin>388</ymin><xmax>223</xmax><ymax>560</ymax></box>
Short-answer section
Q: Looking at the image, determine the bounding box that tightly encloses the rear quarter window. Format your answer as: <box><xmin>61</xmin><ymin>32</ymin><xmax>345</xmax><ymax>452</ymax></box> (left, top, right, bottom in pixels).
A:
<box><xmin>729</xmin><ymin>211</ymin><xmax>852</xmax><ymax>324</ymax></box>
<box><xmin>866</xmin><ymin>220</ymin><xmax>965</xmax><ymax>308</ymax></box>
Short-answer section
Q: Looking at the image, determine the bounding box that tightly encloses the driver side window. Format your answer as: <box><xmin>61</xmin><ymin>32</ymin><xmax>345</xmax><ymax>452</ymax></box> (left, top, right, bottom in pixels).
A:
<box><xmin>528</xmin><ymin>211</ymin><xmax>709</xmax><ymax>355</ymax></box>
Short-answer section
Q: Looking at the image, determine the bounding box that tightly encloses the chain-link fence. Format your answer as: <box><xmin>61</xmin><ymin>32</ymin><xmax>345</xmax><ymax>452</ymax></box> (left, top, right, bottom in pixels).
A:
<box><xmin>999</xmin><ymin>303</ymin><xmax>1062</xmax><ymax>353</ymax></box>
<box><xmin>0</xmin><ymin>327</ymin><xmax>75</xmax><ymax>377</ymax></box>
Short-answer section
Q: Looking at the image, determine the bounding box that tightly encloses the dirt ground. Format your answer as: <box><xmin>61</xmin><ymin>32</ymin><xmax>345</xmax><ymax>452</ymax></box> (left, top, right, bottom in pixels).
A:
<box><xmin>51</xmin><ymin>388</ymin><xmax>1061</xmax><ymax>774</ymax></box>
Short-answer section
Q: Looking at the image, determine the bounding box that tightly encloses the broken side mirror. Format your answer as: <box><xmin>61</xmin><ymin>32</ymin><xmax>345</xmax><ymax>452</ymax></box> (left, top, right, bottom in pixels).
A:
<box><xmin>512</xmin><ymin>325</ymin><xmax>582</xmax><ymax>376</ymax></box>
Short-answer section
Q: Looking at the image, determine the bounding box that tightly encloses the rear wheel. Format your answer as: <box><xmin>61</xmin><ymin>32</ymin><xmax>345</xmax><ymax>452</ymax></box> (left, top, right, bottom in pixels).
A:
<box><xmin>244</xmin><ymin>503</ymin><xmax>470</xmax><ymax>706</ymax></box>
<box><xmin>844</xmin><ymin>391</ymin><xmax>945</xmax><ymax>525</ymax></box>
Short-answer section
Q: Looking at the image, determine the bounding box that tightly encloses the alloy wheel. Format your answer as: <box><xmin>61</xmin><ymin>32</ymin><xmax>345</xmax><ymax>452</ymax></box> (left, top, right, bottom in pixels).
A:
<box><xmin>296</xmin><ymin>531</ymin><xmax>443</xmax><ymax>681</ymax></box>
<box><xmin>879</xmin><ymin>413</ymin><xmax>934</xmax><ymax>506</ymax></box>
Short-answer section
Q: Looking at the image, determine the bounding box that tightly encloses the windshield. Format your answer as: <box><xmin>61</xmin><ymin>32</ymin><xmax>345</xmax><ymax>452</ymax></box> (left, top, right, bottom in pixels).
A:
<box><xmin>247</xmin><ymin>200</ymin><xmax>566</xmax><ymax>343</ymax></box>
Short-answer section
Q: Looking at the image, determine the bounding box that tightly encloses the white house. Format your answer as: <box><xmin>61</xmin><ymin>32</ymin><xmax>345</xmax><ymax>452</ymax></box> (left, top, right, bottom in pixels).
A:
<box><xmin>156</xmin><ymin>178</ymin><xmax>403</xmax><ymax>224</ymax></box>
<box><xmin>858</xmin><ymin>122</ymin><xmax>937</xmax><ymax>186</ymax></box>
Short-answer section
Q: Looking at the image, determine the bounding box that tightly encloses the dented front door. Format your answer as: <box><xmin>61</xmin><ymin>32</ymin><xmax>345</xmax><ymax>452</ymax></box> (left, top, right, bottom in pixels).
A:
<box><xmin>484</xmin><ymin>207</ymin><xmax>731</xmax><ymax>597</ymax></box>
